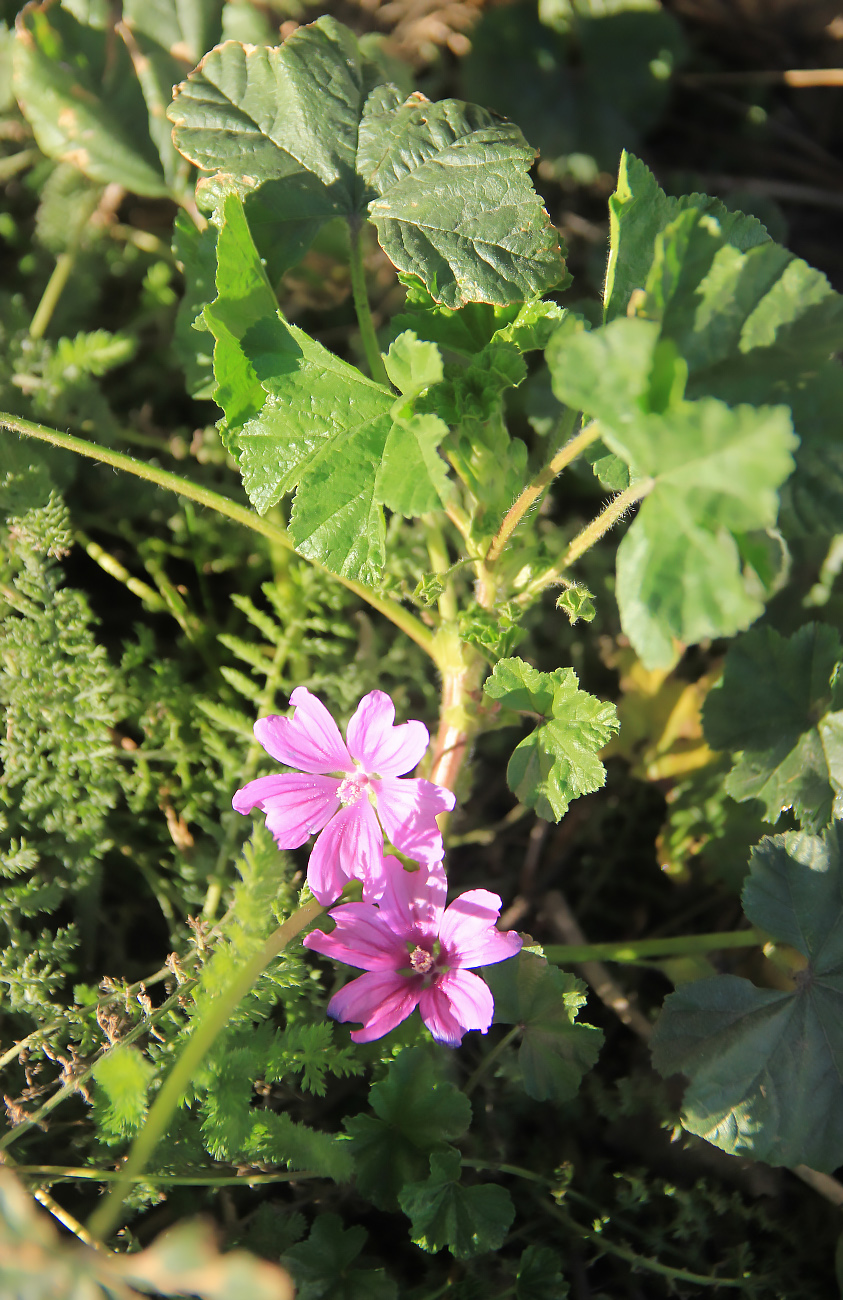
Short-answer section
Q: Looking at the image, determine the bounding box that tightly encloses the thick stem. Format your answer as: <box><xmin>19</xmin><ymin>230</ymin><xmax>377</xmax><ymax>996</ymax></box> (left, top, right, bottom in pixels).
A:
<box><xmin>348</xmin><ymin>221</ymin><xmax>389</xmax><ymax>387</ymax></box>
<box><xmin>544</xmin><ymin>928</ymin><xmax>764</xmax><ymax>964</ymax></box>
<box><xmin>519</xmin><ymin>478</ymin><xmax>654</xmax><ymax>603</ymax></box>
<box><xmin>427</xmin><ymin>632</ymin><xmax>486</xmax><ymax>797</ymax></box>
<box><xmin>0</xmin><ymin>412</ymin><xmax>438</xmax><ymax>665</ymax></box>
<box><xmin>86</xmin><ymin>898</ymin><xmax>324</xmax><ymax>1242</ymax></box>
<box><xmin>485</xmin><ymin>421</ymin><xmax>601</xmax><ymax>566</ymax></box>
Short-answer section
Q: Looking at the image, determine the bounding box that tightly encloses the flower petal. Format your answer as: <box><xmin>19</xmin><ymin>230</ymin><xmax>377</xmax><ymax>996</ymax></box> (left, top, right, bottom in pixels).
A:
<box><xmin>303</xmin><ymin>902</ymin><xmax>405</xmax><ymax>971</ymax></box>
<box><xmin>374</xmin><ymin>777</ymin><xmax>455</xmax><ymax>866</ymax></box>
<box><xmin>232</xmin><ymin>773</ymin><xmax>340</xmax><ymax>849</ymax></box>
<box><xmin>346</xmin><ymin>691</ymin><xmax>430</xmax><ymax>777</ymax></box>
<box><xmin>377</xmin><ymin>857</ymin><xmax>446</xmax><ymax>946</ymax></box>
<box><xmin>328</xmin><ymin>970</ymin><xmax>422</xmax><ymax>1043</ymax></box>
<box><xmin>420</xmin><ymin>970</ymin><xmax>494</xmax><ymax>1046</ymax></box>
<box><xmin>254</xmin><ymin>688</ymin><xmax>352</xmax><ymax>774</ymax></box>
<box><xmin>306</xmin><ymin>800</ymin><xmax>383</xmax><ymax>905</ymax></box>
<box><xmin>439</xmin><ymin>889</ymin><xmax>523</xmax><ymax>968</ymax></box>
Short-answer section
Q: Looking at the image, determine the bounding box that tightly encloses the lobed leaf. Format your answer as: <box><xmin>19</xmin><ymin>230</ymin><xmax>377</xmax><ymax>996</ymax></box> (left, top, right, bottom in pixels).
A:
<box><xmin>282</xmin><ymin>1214</ymin><xmax>396</xmax><ymax>1300</ymax></box>
<box><xmin>398</xmin><ymin>1149</ymin><xmax>515</xmax><ymax>1259</ymax></box>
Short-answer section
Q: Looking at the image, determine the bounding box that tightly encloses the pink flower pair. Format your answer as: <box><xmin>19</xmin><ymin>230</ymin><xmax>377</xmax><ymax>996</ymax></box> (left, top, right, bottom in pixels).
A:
<box><xmin>233</xmin><ymin>688</ymin><xmax>521</xmax><ymax>1046</ymax></box>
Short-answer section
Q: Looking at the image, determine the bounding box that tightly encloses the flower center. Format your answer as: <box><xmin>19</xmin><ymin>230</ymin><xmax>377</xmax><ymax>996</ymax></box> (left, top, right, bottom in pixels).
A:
<box><xmin>409</xmin><ymin>946</ymin><xmax>434</xmax><ymax>975</ymax></box>
<box><xmin>337</xmin><ymin>771</ymin><xmax>371</xmax><ymax>807</ymax></box>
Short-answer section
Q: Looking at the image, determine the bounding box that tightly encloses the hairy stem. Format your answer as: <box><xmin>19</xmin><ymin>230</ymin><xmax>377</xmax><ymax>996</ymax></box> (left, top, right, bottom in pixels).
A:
<box><xmin>519</xmin><ymin>478</ymin><xmax>654</xmax><ymax>603</ymax></box>
<box><xmin>0</xmin><ymin>412</ymin><xmax>438</xmax><ymax>664</ymax></box>
<box><xmin>86</xmin><ymin>898</ymin><xmax>324</xmax><ymax>1242</ymax></box>
<box><xmin>348</xmin><ymin>221</ymin><xmax>389</xmax><ymax>387</ymax></box>
<box><xmin>544</xmin><ymin>928</ymin><xmax>765</xmax><ymax>964</ymax></box>
<box><xmin>484</xmin><ymin>421</ymin><xmax>601</xmax><ymax>566</ymax></box>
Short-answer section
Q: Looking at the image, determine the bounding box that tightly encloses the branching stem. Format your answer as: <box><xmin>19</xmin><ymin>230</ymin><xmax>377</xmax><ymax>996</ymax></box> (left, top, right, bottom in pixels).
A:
<box><xmin>86</xmin><ymin>898</ymin><xmax>324</xmax><ymax>1242</ymax></box>
<box><xmin>0</xmin><ymin>412</ymin><xmax>438</xmax><ymax>664</ymax></box>
<box><xmin>348</xmin><ymin>221</ymin><xmax>390</xmax><ymax>387</ymax></box>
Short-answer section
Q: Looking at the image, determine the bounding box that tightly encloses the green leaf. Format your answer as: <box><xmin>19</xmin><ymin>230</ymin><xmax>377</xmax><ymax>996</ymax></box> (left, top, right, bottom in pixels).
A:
<box><xmin>282</xmin><ymin>1214</ymin><xmax>396</xmax><ymax>1300</ymax></box>
<box><xmin>14</xmin><ymin>2</ymin><xmax>169</xmax><ymax>196</ymax></box>
<box><xmin>383</xmin><ymin>331</ymin><xmax>443</xmax><ymax>398</ymax></box>
<box><xmin>173</xmin><ymin>211</ymin><xmax>217</xmax><ymax>400</ymax></box>
<box><xmin>484</xmin><ymin>657</ymin><xmax>619</xmax><ymax>821</ymax></box>
<box><xmin>556</xmin><ymin>586</ymin><xmax>595</xmax><ymax>625</ymax></box>
<box><xmin>652</xmin><ymin>824</ymin><xmax>843</xmax><ymax>1171</ymax></box>
<box><xmin>344</xmin><ymin>1047</ymin><xmax>472</xmax><ymax>1211</ymax></box>
<box><xmin>398</xmin><ymin>1149</ymin><xmax>515</xmax><ymax>1259</ymax></box>
<box><xmin>516</xmin><ymin>1245</ymin><xmax>569</xmax><ymax>1300</ymax></box>
<box><xmin>376</xmin><ymin>415</ymin><xmax>451</xmax><ymax>516</ymax></box>
<box><xmin>168</xmin><ymin>18</ymin><xmax>565</xmax><ymax>306</ymax></box>
<box><xmin>603</xmin><ymin>150</ymin><xmax>769</xmax><ymax>323</ymax></box>
<box><xmin>92</xmin><ymin>1044</ymin><xmax>154</xmax><ymax>1137</ymax></box>
<box><xmin>702</xmin><ymin>623</ymin><xmax>843</xmax><ymax>832</ymax></box>
<box><xmin>484</xmin><ymin>950</ymin><xmax>603</xmax><ymax>1102</ymax></box>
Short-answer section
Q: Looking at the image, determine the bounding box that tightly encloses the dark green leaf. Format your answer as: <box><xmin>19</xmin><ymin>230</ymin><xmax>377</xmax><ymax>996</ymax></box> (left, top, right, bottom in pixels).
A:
<box><xmin>703</xmin><ymin>623</ymin><xmax>843</xmax><ymax>832</ymax></box>
<box><xmin>517</xmin><ymin>1245</ymin><xmax>569</xmax><ymax>1300</ymax></box>
<box><xmin>282</xmin><ymin>1214</ymin><xmax>396</xmax><ymax>1300</ymax></box>
<box><xmin>343</xmin><ymin>1047</ymin><xmax>471</xmax><ymax>1211</ymax></box>
<box><xmin>652</xmin><ymin>824</ymin><xmax>843</xmax><ymax>1171</ymax></box>
<box><xmin>398</xmin><ymin>1149</ymin><xmax>515</xmax><ymax>1259</ymax></box>
<box><xmin>168</xmin><ymin>18</ymin><xmax>565</xmax><ymax>306</ymax></box>
<box><xmin>484</xmin><ymin>657</ymin><xmax>619</xmax><ymax>821</ymax></box>
<box><xmin>484</xmin><ymin>950</ymin><xmax>603</xmax><ymax>1102</ymax></box>
<box><xmin>173</xmin><ymin>211</ymin><xmax>217</xmax><ymax>400</ymax></box>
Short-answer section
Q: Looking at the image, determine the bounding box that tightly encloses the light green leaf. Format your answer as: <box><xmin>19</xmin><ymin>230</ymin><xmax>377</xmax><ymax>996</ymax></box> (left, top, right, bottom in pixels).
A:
<box><xmin>484</xmin><ymin>950</ymin><xmax>603</xmax><ymax>1102</ymax></box>
<box><xmin>376</xmin><ymin>415</ymin><xmax>451</xmax><ymax>516</ymax></box>
<box><xmin>492</xmin><ymin>299</ymin><xmax>567</xmax><ymax>352</ymax></box>
<box><xmin>652</xmin><ymin>824</ymin><xmax>843</xmax><ymax>1171</ymax></box>
<box><xmin>92</xmin><ymin>1043</ymin><xmax>154</xmax><ymax>1136</ymax></box>
<box><xmin>384</xmin><ymin>331</ymin><xmax>443</xmax><ymax>398</ymax></box>
<box><xmin>556</xmin><ymin>585</ymin><xmax>595</xmax><ymax>625</ymax></box>
<box><xmin>283</xmin><ymin>1214</ymin><xmax>396</xmax><ymax>1300</ymax></box>
<box><xmin>14</xmin><ymin>3</ymin><xmax>169</xmax><ymax>196</ymax></box>
<box><xmin>484</xmin><ymin>657</ymin><xmax>619</xmax><ymax>821</ymax></box>
<box><xmin>168</xmin><ymin>18</ymin><xmax>565</xmax><ymax>306</ymax></box>
<box><xmin>398</xmin><ymin>1149</ymin><xmax>515</xmax><ymax>1259</ymax></box>
<box><xmin>343</xmin><ymin>1047</ymin><xmax>471</xmax><ymax>1211</ymax></box>
<box><xmin>703</xmin><ymin>623</ymin><xmax>843</xmax><ymax>832</ymax></box>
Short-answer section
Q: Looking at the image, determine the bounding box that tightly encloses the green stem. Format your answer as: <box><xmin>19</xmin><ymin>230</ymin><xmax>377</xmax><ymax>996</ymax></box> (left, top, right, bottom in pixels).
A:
<box><xmin>85</xmin><ymin>898</ymin><xmax>324</xmax><ymax>1242</ymax></box>
<box><xmin>15</xmin><ymin>1165</ymin><xmax>320</xmax><ymax>1186</ymax></box>
<box><xmin>0</xmin><ymin>148</ymin><xmax>37</xmax><ymax>182</ymax></box>
<box><xmin>29</xmin><ymin>252</ymin><xmax>76</xmax><ymax>341</ymax></box>
<box><xmin>0</xmin><ymin>412</ymin><xmax>437</xmax><ymax>664</ymax></box>
<box><xmin>348</xmin><ymin>221</ymin><xmax>389</xmax><ymax>387</ymax></box>
<box><xmin>485</xmin><ymin>421</ymin><xmax>601</xmax><ymax>566</ymax></box>
<box><xmin>518</xmin><ymin>478</ymin><xmax>654</xmax><ymax>603</ymax></box>
<box><xmin>424</xmin><ymin>517</ymin><xmax>458</xmax><ymax>623</ymax></box>
<box><xmin>463</xmin><ymin>1025</ymin><xmax>521</xmax><ymax>1095</ymax></box>
<box><xmin>544</xmin><ymin>928</ymin><xmax>765</xmax><ymax>965</ymax></box>
<box><xmin>75</xmin><ymin>529</ymin><xmax>169</xmax><ymax>613</ymax></box>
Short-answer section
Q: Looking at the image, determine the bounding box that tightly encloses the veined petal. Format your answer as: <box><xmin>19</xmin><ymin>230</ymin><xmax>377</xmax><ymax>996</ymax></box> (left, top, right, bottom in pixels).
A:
<box><xmin>303</xmin><ymin>902</ymin><xmax>405</xmax><ymax>971</ymax></box>
<box><xmin>254</xmin><ymin>688</ymin><xmax>352</xmax><ymax>774</ymax></box>
<box><xmin>420</xmin><ymin>970</ymin><xmax>494</xmax><ymax>1046</ymax></box>
<box><xmin>439</xmin><ymin>889</ymin><xmax>523</xmax><ymax>968</ymax></box>
<box><xmin>374</xmin><ymin>776</ymin><xmax>455</xmax><ymax>866</ymax></box>
<box><xmin>306</xmin><ymin>800</ymin><xmax>383</xmax><ymax>905</ymax></box>
<box><xmin>328</xmin><ymin>970</ymin><xmax>422</xmax><ymax>1043</ymax></box>
<box><xmin>232</xmin><ymin>773</ymin><xmax>340</xmax><ymax>849</ymax></box>
<box><xmin>346</xmin><ymin>691</ymin><xmax>430</xmax><ymax>777</ymax></box>
<box><xmin>377</xmin><ymin>857</ymin><xmax>446</xmax><ymax>946</ymax></box>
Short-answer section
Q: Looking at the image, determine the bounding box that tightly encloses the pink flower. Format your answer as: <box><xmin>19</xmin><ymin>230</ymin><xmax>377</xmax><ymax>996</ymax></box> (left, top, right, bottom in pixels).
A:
<box><xmin>303</xmin><ymin>858</ymin><xmax>522</xmax><ymax>1047</ymax></box>
<box><xmin>232</xmin><ymin>688</ymin><xmax>455</xmax><ymax>905</ymax></box>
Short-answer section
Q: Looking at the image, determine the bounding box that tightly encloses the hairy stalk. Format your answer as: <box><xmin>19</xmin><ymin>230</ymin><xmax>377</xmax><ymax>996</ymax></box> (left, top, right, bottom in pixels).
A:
<box><xmin>424</xmin><ymin>517</ymin><xmax>458</xmax><ymax>623</ymax></box>
<box><xmin>348</xmin><ymin>220</ymin><xmax>390</xmax><ymax>387</ymax></box>
<box><xmin>484</xmin><ymin>421</ymin><xmax>601</xmax><ymax>566</ymax></box>
<box><xmin>544</xmin><ymin>928</ymin><xmax>765</xmax><ymax>964</ymax></box>
<box><xmin>86</xmin><ymin>898</ymin><xmax>324</xmax><ymax>1242</ymax></box>
<box><xmin>0</xmin><ymin>413</ymin><xmax>438</xmax><ymax>664</ymax></box>
<box><xmin>518</xmin><ymin>478</ymin><xmax>654</xmax><ymax>603</ymax></box>
<box><xmin>427</xmin><ymin>634</ymin><xmax>485</xmax><ymax>797</ymax></box>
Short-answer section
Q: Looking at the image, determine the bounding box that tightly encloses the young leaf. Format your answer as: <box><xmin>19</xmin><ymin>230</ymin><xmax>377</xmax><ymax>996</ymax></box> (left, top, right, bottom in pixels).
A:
<box><xmin>343</xmin><ymin>1047</ymin><xmax>471</xmax><ymax>1211</ymax></box>
<box><xmin>483</xmin><ymin>657</ymin><xmax>620</xmax><ymax>821</ymax></box>
<box><xmin>92</xmin><ymin>1044</ymin><xmax>154</xmax><ymax>1137</ymax></box>
<box><xmin>168</xmin><ymin>17</ymin><xmax>565</xmax><ymax>306</ymax></box>
<box><xmin>383</xmin><ymin>331</ymin><xmax>443</xmax><ymax>398</ymax></box>
<box><xmin>483</xmin><ymin>951</ymin><xmax>603</xmax><ymax>1102</ymax></box>
<box><xmin>702</xmin><ymin>623</ymin><xmax>843</xmax><ymax>832</ymax></box>
<box><xmin>652</xmin><ymin>824</ymin><xmax>843</xmax><ymax>1171</ymax></box>
<box><xmin>398</xmin><ymin>1149</ymin><xmax>515</xmax><ymax>1259</ymax></box>
<box><xmin>282</xmin><ymin>1214</ymin><xmax>396</xmax><ymax>1300</ymax></box>
<box><xmin>14</xmin><ymin>2</ymin><xmax>169</xmax><ymax>196</ymax></box>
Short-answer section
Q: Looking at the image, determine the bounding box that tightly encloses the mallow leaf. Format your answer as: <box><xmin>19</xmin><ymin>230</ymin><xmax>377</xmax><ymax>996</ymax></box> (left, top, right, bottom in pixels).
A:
<box><xmin>398</xmin><ymin>1149</ymin><xmax>515</xmax><ymax>1259</ymax></box>
<box><xmin>343</xmin><ymin>1047</ymin><xmax>471</xmax><ymax>1211</ymax></box>
<box><xmin>484</xmin><ymin>657</ymin><xmax>619</xmax><ymax>821</ymax></box>
<box><xmin>652</xmin><ymin>824</ymin><xmax>843</xmax><ymax>1171</ymax></box>
<box><xmin>703</xmin><ymin>623</ymin><xmax>843</xmax><ymax>832</ymax></box>
<box><xmin>173</xmin><ymin>211</ymin><xmax>217</xmax><ymax>400</ymax></box>
<box><xmin>548</xmin><ymin>318</ymin><xmax>798</xmax><ymax>668</ymax></box>
<box><xmin>484</xmin><ymin>951</ymin><xmax>603</xmax><ymax>1102</ymax></box>
<box><xmin>168</xmin><ymin>17</ymin><xmax>565</xmax><ymax>306</ymax></box>
<box><xmin>516</xmin><ymin>1245</ymin><xmax>569</xmax><ymax>1300</ymax></box>
<box><xmin>282</xmin><ymin>1214</ymin><xmax>396</xmax><ymax>1300</ymax></box>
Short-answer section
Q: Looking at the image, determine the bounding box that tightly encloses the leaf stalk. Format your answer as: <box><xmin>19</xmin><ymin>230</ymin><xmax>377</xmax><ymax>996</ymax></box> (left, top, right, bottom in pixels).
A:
<box><xmin>348</xmin><ymin>221</ymin><xmax>390</xmax><ymax>387</ymax></box>
<box><xmin>544</xmin><ymin>928</ymin><xmax>765</xmax><ymax>965</ymax></box>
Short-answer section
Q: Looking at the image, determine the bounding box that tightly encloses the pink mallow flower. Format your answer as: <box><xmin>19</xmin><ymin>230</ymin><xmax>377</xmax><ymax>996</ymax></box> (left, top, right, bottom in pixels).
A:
<box><xmin>303</xmin><ymin>858</ymin><xmax>522</xmax><ymax>1047</ymax></box>
<box><xmin>232</xmin><ymin>688</ymin><xmax>455</xmax><ymax>905</ymax></box>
